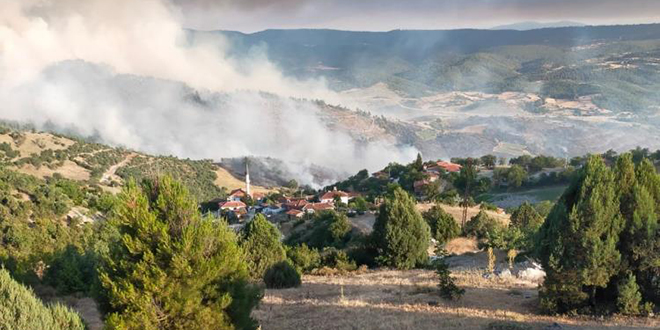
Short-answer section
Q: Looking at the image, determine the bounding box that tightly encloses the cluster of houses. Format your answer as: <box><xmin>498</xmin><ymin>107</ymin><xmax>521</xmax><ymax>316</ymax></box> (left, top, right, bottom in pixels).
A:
<box><xmin>413</xmin><ymin>160</ymin><xmax>462</xmax><ymax>195</ymax></box>
<box><xmin>217</xmin><ymin>187</ymin><xmax>360</xmax><ymax>222</ymax></box>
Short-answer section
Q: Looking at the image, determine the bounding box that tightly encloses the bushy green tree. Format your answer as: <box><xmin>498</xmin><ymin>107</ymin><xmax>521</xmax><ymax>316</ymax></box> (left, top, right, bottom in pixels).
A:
<box><xmin>510</xmin><ymin>202</ymin><xmax>543</xmax><ymax>231</ymax></box>
<box><xmin>0</xmin><ymin>269</ymin><xmax>85</xmax><ymax>330</ymax></box>
<box><xmin>537</xmin><ymin>156</ymin><xmax>624</xmax><ymax>313</ymax></box>
<box><xmin>423</xmin><ymin>205</ymin><xmax>460</xmax><ymax>244</ymax></box>
<box><xmin>463</xmin><ymin>211</ymin><xmax>501</xmax><ymax>240</ymax></box>
<box><xmin>286</xmin><ymin>244</ymin><xmax>321</xmax><ymax>274</ymax></box>
<box><xmin>371</xmin><ymin>187</ymin><xmax>430</xmax><ymax>269</ymax></box>
<box><xmin>296</xmin><ymin>211</ymin><xmax>352</xmax><ymax>249</ymax></box>
<box><xmin>348</xmin><ymin>196</ymin><xmax>369</xmax><ymax>213</ymax></box>
<box><xmin>263</xmin><ymin>261</ymin><xmax>302</xmax><ymax>289</ymax></box>
<box><xmin>97</xmin><ymin>176</ymin><xmax>262</xmax><ymax>330</ymax></box>
<box><xmin>242</xmin><ymin>214</ymin><xmax>286</xmax><ymax>279</ymax></box>
<box><xmin>509</xmin><ymin>202</ymin><xmax>544</xmax><ymax>251</ymax></box>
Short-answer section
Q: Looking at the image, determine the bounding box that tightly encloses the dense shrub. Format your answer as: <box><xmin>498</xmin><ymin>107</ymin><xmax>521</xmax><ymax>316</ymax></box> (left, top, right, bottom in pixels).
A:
<box><xmin>0</xmin><ymin>269</ymin><xmax>85</xmax><ymax>330</ymax></box>
<box><xmin>286</xmin><ymin>244</ymin><xmax>321</xmax><ymax>274</ymax></box>
<box><xmin>423</xmin><ymin>205</ymin><xmax>460</xmax><ymax>245</ymax></box>
<box><xmin>97</xmin><ymin>176</ymin><xmax>262</xmax><ymax>330</ymax></box>
<box><xmin>242</xmin><ymin>214</ymin><xmax>287</xmax><ymax>279</ymax></box>
<box><xmin>320</xmin><ymin>247</ymin><xmax>357</xmax><ymax>272</ymax></box>
<box><xmin>371</xmin><ymin>187</ymin><xmax>430</xmax><ymax>269</ymax></box>
<box><xmin>44</xmin><ymin>245</ymin><xmax>96</xmax><ymax>295</ymax></box>
<box><xmin>264</xmin><ymin>261</ymin><xmax>302</xmax><ymax>289</ymax></box>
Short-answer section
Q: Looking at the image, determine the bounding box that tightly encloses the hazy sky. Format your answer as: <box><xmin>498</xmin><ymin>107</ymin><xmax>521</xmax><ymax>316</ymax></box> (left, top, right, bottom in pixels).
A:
<box><xmin>173</xmin><ymin>0</ymin><xmax>660</xmax><ymax>32</ymax></box>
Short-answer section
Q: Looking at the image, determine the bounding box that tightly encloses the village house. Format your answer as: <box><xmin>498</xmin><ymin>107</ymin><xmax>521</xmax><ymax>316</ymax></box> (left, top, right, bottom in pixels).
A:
<box><xmin>435</xmin><ymin>161</ymin><xmax>462</xmax><ymax>173</ymax></box>
<box><xmin>284</xmin><ymin>199</ymin><xmax>310</xmax><ymax>211</ymax></box>
<box><xmin>320</xmin><ymin>189</ymin><xmax>351</xmax><ymax>204</ymax></box>
<box><xmin>302</xmin><ymin>202</ymin><xmax>334</xmax><ymax>214</ymax></box>
<box><xmin>227</xmin><ymin>188</ymin><xmax>248</xmax><ymax>202</ymax></box>
<box><xmin>286</xmin><ymin>209</ymin><xmax>304</xmax><ymax>220</ymax></box>
<box><xmin>219</xmin><ymin>200</ymin><xmax>247</xmax><ymax>212</ymax></box>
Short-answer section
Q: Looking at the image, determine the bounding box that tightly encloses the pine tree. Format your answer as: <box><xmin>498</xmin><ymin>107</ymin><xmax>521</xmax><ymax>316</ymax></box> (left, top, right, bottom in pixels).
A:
<box><xmin>537</xmin><ymin>155</ymin><xmax>623</xmax><ymax>313</ymax></box>
<box><xmin>617</xmin><ymin>272</ymin><xmax>643</xmax><ymax>316</ymax></box>
<box><xmin>635</xmin><ymin>158</ymin><xmax>660</xmax><ymax>214</ymax></box>
<box><xmin>241</xmin><ymin>214</ymin><xmax>286</xmax><ymax>279</ymax></box>
<box><xmin>371</xmin><ymin>187</ymin><xmax>430</xmax><ymax>269</ymax></box>
<box><xmin>97</xmin><ymin>177</ymin><xmax>262</xmax><ymax>330</ymax></box>
<box><xmin>423</xmin><ymin>205</ymin><xmax>460</xmax><ymax>245</ymax></box>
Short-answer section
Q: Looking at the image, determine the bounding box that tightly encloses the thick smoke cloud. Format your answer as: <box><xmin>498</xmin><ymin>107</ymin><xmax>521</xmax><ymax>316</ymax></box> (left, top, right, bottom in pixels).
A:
<box><xmin>0</xmin><ymin>0</ymin><xmax>418</xmax><ymax>186</ymax></box>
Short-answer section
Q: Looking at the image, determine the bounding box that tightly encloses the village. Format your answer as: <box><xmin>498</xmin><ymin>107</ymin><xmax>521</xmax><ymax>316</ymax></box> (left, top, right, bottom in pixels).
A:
<box><xmin>215</xmin><ymin>158</ymin><xmax>477</xmax><ymax>230</ymax></box>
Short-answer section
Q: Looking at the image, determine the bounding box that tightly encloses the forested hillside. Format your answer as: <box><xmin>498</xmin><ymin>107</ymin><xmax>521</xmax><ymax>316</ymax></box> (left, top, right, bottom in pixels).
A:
<box><xmin>213</xmin><ymin>24</ymin><xmax>660</xmax><ymax>113</ymax></box>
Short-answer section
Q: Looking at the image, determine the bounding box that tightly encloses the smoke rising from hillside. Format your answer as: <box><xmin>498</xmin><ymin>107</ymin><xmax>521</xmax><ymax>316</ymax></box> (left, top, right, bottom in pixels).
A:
<box><xmin>0</xmin><ymin>0</ymin><xmax>418</xmax><ymax>186</ymax></box>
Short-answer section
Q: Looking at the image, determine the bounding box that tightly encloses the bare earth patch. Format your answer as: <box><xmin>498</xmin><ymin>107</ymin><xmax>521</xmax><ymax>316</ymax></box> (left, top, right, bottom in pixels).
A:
<box><xmin>15</xmin><ymin>160</ymin><xmax>90</xmax><ymax>181</ymax></box>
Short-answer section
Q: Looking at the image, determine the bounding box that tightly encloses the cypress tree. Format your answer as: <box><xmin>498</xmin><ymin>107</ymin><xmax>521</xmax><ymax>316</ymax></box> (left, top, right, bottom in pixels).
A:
<box><xmin>241</xmin><ymin>214</ymin><xmax>286</xmax><ymax>279</ymax></box>
<box><xmin>372</xmin><ymin>187</ymin><xmax>430</xmax><ymax>269</ymax></box>
<box><xmin>616</xmin><ymin>155</ymin><xmax>660</xmax><ymax>305</ymax></box>
<box><xmin>537</xmin><ymin>155</ymin><xmax>623</xmax><ymax>313</ymax></box>
<box><xmin>97</xmin><ymin>177</ymin><xmax>262</xmax><ymax>330</ymax></box>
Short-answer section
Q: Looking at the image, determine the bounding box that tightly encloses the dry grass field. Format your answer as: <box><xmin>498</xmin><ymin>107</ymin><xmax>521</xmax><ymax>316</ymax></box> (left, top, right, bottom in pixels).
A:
<box><xmin>213</xmin><ymin>168</ymin><xmax>273</xmax><ymax>194</ymax></box>
<box><xmin>16</xmin><ymin>160</ymin><xmax>91</xmax><ymax>181</ymax></box>
<box><xmin>253</xmin><ymin>268</ymin><xmax>659</xmax><ymax>330</ymax></box>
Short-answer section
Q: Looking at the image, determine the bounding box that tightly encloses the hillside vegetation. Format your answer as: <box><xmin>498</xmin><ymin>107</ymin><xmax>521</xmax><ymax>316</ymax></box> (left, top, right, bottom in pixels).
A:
<box><xmin>0</xmin><ymin>126</ymin><xmax>270</xmax><ymax>202</ymax></box>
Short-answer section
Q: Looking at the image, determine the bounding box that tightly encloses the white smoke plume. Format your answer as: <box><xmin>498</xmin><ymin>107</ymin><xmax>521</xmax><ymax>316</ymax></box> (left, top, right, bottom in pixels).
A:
<box><xmin>0</xmin><ymin>0</ymin><xmax>418</xmax><ymax>186</ymax></box>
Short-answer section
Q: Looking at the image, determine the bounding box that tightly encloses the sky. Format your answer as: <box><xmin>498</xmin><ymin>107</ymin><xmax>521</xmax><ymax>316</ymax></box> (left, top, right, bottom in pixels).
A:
<box><xmin>173</xmin><ymin>0</ymin><xmax>660</xmax><ymax>32</ymax></box>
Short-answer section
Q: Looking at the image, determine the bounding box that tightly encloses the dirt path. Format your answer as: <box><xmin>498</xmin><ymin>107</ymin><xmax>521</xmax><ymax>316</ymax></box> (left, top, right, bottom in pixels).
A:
<box><xmin>100</xmin><ymin>153</ymin><xmax>136</xmax><ymax>185</ymax></box>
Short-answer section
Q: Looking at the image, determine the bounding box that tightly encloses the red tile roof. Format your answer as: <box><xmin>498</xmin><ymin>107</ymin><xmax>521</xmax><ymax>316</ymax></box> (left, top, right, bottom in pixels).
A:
<box><xmin>320</xmin><ymin>191</ymin><xmax>349</xmax><ymax>200</ymax></box>
<box><xmin>436</xmin><ymin>161</ymin><xmax>462</xmax><ymax>173</ymax></box>
<box><xmin>220</xmin><ymin>201</ymin><xmax>247</xmax><ymax>209</ymax></box>
<box><xmin>286</xmin><ymin>209</ymin><xmax>303</xmax><ymax>216</ymax></box>
<box><xmin>285</xmin><ymin>199</ymin><xmax>310</xmax><ymax>210</ymax></box>
<box><xmin>229</xmin><ymin>189</ymin><xmax>247</xmax><ymax>197</ymax></box>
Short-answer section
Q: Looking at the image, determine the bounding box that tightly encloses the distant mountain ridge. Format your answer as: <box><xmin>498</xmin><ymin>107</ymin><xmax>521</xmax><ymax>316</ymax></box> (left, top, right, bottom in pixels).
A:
<box><xmin>490</xmin><ymin>21</ymin><xmax>586</xmax><ymax>31</ymax></box>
